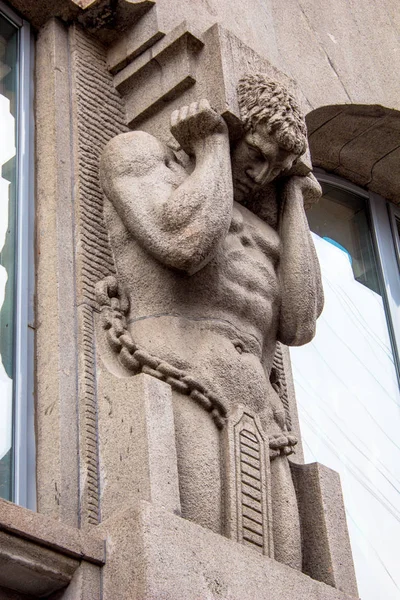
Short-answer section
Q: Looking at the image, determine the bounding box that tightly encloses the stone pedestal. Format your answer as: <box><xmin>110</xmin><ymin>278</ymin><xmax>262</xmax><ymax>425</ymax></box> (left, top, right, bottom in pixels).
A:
<box><xmin>99</xmin><ymin>500</ymin><xmax>358</xmax><ymax>600</ymax></box>
<box><xmin>94</xmin><ymin>374</ymin><xmax>359</xmax><ymax>600</ymax></box>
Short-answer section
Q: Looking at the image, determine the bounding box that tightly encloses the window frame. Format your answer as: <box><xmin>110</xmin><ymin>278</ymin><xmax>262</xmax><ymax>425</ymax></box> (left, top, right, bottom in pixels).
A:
<box><xmin>388</xmin><ymin>202</ymin><xmax>400</xmax><ymax>272</ymax></box>
<box><xmin>314</xmin><ymin>168</ymin><xmax>400</xmax><ymax>385</ymax></box>
<box><xmin>0</xmin><ymin>0</ymin><xmax>35</xmax><ymax>509</ymax></box>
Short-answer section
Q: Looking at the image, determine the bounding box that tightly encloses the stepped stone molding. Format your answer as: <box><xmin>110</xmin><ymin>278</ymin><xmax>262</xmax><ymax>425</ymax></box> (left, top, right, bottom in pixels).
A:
<box><xmin>69</xmin><ymin>24</ymin><xmax>128</xmax><ymax>526</ymax></box>
<box><xmin>114</xmin><ymin>21</ymin><xmax>204</xmax><ymax>128</ymax></box>
<box><xmin>108</xmin><ymin>20</ymin><xmax>312</xmax><ymax>176</ymax></box>
<box><xmin>107</xmin><ymin>6</ymin><xmax>166</xmax><ymax>74</ymax></box>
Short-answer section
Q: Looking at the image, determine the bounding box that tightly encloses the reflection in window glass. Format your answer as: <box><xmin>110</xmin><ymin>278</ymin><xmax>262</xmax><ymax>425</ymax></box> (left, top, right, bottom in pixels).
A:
<box><xmin>0</xmin><ymin>14</ymin><xmax>18</xmax><ymax>501</ymax></box>
<box><xmin>394</xmin><ymin>216</ymin><xmax>400</xmax><ymax>273</ymax></box>
<box><xmin>291</xmin><ymin>183</ymin><xmax>400</xmax><ymax>600</ymax></box>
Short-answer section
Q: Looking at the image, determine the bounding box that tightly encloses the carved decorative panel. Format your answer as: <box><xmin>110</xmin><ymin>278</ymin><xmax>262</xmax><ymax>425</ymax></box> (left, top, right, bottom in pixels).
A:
<box><xmin>224</xmin><ymin>407</ymin><xmax>273</xmax><ymax>557</ymax></box>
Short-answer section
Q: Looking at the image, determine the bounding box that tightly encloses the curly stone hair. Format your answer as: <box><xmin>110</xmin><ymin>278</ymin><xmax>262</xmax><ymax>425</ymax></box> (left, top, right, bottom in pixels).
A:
<box><xmin>237</xmin><ymin>73</ymin><xmax>307</xmax><ymax>156</ymax></box>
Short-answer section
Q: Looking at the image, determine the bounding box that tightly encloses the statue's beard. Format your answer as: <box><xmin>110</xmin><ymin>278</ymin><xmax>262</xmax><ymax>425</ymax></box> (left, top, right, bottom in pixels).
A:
<box><xmin>241</xmin><ymin>182</ymin><xmax>280</xmax><ymax>230</ymax></box>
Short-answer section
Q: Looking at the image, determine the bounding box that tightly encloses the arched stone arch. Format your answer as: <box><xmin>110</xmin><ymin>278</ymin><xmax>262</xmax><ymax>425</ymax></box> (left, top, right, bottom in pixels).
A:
<box><xmin>306</xmin><ymin>104</ymin><xmax>400</xmax><ymax>205</ymax></box>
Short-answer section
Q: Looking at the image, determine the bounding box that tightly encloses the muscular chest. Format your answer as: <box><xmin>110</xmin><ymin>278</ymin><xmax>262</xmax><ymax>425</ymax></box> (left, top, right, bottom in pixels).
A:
<box><xmin>199</xmin><ymin>202</ymin><xmax>281</xmax><ymax>303</ymax></box>
<box><xmin>224</xmin><ymin>203</ymin><xmax>281</xmax><ymax>266</ymax></box>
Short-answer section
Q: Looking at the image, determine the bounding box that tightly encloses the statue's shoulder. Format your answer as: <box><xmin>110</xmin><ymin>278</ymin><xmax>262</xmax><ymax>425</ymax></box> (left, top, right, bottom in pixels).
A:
<box><xmin>103</xmin><ymin>130</ymin><xmax>169</xmax><ymax>163</ymax></box>
<box><xmin>101</xmin><ymin>131</ymin><xmax>173</xmax><ymax>183</ymax></box>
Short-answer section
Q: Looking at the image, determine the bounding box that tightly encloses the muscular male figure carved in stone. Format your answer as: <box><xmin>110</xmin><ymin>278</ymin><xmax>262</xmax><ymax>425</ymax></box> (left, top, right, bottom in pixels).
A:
<box><xmin>100</xmin><ymin>74</ymin><xmax>323</xmax><ymax>569</ymax></box>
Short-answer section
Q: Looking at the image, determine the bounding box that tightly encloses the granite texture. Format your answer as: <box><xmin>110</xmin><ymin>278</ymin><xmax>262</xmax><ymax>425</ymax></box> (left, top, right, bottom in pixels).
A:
<box><xmin>0</xmin><ymin>498</ymin><xmax>104</xmax><ymax>598</ymax></box>
<box><xmin>291</xmin><ymin>462</ymin><xmax>359</xmax><ymax>597</ymax></box>
<box><xmin>99</xmin><ymin>500</ymin><xmax>359</xmax><ymax>600</ymax></box>
<box><xmin>35</xmin><ymin>17</ymin><xmax>80</xmax><ymax>526</ymax></box>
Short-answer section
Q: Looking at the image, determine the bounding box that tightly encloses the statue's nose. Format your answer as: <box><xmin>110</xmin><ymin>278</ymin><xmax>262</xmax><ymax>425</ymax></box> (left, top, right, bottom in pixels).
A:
<box><xmin>253</xmin><ymin>161</ymin><xmax>270</xmax><ymax>185</ymax></box>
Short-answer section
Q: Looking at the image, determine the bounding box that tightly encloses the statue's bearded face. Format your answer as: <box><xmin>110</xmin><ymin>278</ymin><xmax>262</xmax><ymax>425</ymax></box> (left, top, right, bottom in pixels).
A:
<box><xmin>231</xmin><ymin>121</ymin><xmax>298</xmax><ymax>204</ymax></box>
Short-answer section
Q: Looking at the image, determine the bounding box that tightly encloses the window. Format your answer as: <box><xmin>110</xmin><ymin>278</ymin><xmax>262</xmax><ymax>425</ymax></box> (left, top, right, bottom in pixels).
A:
<box><xmin>0</xmin><ymin>1</ymin><xmax>34</xmax><ymax>508</ymax></box>
<box><xmin>291</xmin><ymin>172</ymin><xmax>400</xmax><ymax>600</ymax></box>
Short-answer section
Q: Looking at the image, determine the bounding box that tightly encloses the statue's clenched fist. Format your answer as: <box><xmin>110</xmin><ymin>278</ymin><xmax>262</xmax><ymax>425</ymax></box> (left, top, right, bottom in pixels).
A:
<box><xmin>170</xmin><ymin>99</ymin><xmax>229</xmax><ymax>156</ymax></box>
<box><xmin>283</xmin><ymin>172</ymin><xmax>322</xmax><ymax>210</ymax></box>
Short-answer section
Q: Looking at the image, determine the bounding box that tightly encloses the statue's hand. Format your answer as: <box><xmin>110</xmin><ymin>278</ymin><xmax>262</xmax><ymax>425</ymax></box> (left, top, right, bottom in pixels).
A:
<box><xmin>170</xmin><ymin>99</ymin><xmax>229</xmax><ymax>156</ymax></box>
<box><xmin>283</xmin><ymin>172</ymin><xmax>322</xmax><ymax>210</ymax></box>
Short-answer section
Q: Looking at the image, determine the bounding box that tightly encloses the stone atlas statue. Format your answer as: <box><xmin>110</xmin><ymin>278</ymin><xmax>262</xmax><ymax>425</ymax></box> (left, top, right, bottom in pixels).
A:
<box><xmin>97</xmin><ymin>73</ymin><xmax>323</xmax><ymax>569</ymax></box>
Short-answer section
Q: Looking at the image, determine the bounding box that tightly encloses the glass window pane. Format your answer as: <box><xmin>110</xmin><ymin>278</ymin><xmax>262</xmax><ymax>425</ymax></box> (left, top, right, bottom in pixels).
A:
<box><xmin>0</xmin><ymin>13</ymin><xmax>18</xmax><ymax>501</ymax></box>
<box><xmin>393</xmin><ymin>216</ymin><xmax>400</xmax><ymax>273</ymax></box>
<box><xmin>291</xmin><ymin>183</ymin><xmax>400</xmax><ymax>600</ymax></box>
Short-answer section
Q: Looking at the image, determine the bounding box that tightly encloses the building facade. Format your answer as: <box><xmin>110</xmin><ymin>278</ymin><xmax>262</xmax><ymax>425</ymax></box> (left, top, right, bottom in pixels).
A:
<box><xmin>0</xmin><ymin>0</ymin><xmax>399</xmax><ymax>598</ymax></box>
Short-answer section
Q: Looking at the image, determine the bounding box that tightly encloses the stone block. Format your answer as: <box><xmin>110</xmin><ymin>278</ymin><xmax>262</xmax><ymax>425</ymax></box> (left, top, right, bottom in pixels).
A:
<box><xmin>0</xmin><ymin>498</ymin><xmax>105</xmax><ymax>564</ymax></box>
<box><xmin>291</xmin><ymin>461</ymin><xmax>359</xmax><ymax>598</ymax></box>
<box><xmin>0</xmin><ymin>531</ymin><xmax>78</xmax><ymax>598</ymax></box>
<box><xmin>370</xmin><ymin>146</ymin><xmax>400</xmax><ymax>205</ymax></box>
<box><xmin>107</xmin><ymin>7</ymin><xmax>166</xmax><ymax>74</ymax></box>
<box><xmin>307</xmin><ymin>104</ymin><xmax>400</xmax><ymax>204</ymax></box>
<box><xmin>335</xmin><ymin>111</ymin><xmax>400</xmax><ymax>189</ymax></box>
<box><xmin>97</xmin><ymin>373</ymin><xmax>181</xmax><ymax>520</ymax></box>
<box><xmin>306</xmin><ymin>105</ymin><xmax>345</xmax><ymax>137</ymax></box>
<box><xmin>308</xmin><ymin>107</ymin><xmax>383</xmax><ymax>172</ymax></box>
<box><xmin>100</xmin><ymin>500</ymin><xmax>359</xmax><ymax>600</ymax></box>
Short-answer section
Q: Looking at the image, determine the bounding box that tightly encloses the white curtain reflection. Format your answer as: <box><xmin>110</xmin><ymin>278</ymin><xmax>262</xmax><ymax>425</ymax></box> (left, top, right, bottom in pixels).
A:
<box><xmin>0</xmin><ymin>93</ymin><xmax>15</xmax><ymax>461</ymax></box>
<box><xmin>291</xmin><ymin>234</ymin><xmax>400</xmax><ymax>600</ymax></box>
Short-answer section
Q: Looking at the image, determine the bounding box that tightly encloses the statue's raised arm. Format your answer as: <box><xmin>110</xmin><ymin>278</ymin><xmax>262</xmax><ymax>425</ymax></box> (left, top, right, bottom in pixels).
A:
<box><xmin>100</xmin><ymin>99</ymin><xmax>232</xmax><ymax>274</ymax></box>
<box><xmin>277</xmin><ymin>173</ymin><xmax>324</xmax><ymax>346</ymax></box>
<box><xmin>234</xmin><ymin>74</ymin><xmax>324</xmax><ymax>347</ymax></box>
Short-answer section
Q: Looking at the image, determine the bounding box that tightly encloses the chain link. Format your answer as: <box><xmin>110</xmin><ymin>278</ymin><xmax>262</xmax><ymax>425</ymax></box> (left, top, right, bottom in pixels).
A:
<box><xmin>95</xmin><ymin>275</ymin><xmax>297</xmax><ymax>454</ymax></box>
<box><xmin>95</xmin><ymin>276</ymin><xmax>227</xmax><ymax>429</ymax></box>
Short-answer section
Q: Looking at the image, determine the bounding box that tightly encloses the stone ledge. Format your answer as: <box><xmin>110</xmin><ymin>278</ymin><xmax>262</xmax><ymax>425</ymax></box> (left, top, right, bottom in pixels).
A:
<box><xmin>0</xmin><ymin>531</ymin><xmax>78</xmax><ymax>598</ymax></box>
<box><xmin>0</xmin><ymin>499</ymin><xmax>105</xmax><ymax>597</ymax></box>
<box><xmin>5</xmin><ymin>0</ymin><xmax>154</xmax><ymax>44</ymax></box>
<box><xmin>107</xmin><ymin>6</ymin><xmax>166</xmax><ymax>74</ymax></box>
<box><xmin>0</xmin><ymin>498</ymin><xmax>105</xmax><ymax>565</ymax></box>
